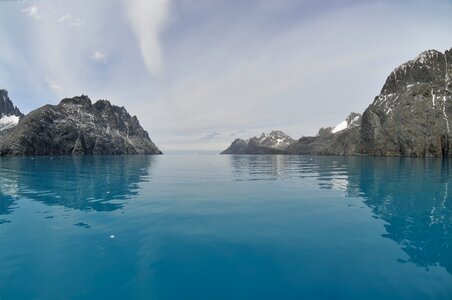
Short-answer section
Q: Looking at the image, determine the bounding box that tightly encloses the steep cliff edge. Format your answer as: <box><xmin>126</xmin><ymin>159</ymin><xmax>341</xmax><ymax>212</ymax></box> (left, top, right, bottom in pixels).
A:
<box><xmin>360</xmin><ymin>49</ymin><xmax>452</xmax><ymax>157</ymax></box>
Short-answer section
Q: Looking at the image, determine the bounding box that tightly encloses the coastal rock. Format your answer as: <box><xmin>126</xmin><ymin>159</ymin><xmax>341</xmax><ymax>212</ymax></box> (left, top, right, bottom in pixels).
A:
<box><xmin>0</xmin><ymin>95</ymin><xmax>162</xmax><ymax>156</ymax></box>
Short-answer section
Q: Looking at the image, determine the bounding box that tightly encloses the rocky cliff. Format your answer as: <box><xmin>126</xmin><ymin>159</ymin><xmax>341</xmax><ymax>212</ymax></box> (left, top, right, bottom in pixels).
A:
<box><xmin>360</xmin><ymin>49</ymin><xmax>452</xmax><ymax>157</ymax></box>
<box><xmin>0</xmin><ymin>94</ymin><xmax>162</xmax><ymax>156</ymax></box>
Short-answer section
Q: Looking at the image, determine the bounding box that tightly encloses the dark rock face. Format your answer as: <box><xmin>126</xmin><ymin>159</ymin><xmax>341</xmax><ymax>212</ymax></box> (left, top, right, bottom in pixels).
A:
<box><xmin>221</xmin><ymin>131</ymin><xmax>295</xmax><ymax>154</ymax></box>
<box><xmin>0</xmin><ymin>89</ymin><xmax>23</xmax><ymax>118</ymax></box>
<box><xmin>360</xmin><ymin>49</ymin><xmax>452</xmax><ymax>157</ymax></box>
<box><xmin>0</xmin><ymin>95</ymin><xmax>162</xmax><ymax>156</ymax></box>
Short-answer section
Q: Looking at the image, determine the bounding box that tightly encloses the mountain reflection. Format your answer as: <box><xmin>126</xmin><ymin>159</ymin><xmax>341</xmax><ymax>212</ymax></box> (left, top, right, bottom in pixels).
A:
<box><xmin>0</xmin><ymin>156</ymin><xmax>153</xmax><ymax>215</ymax></box>
<box><xmin>345</xmin><ymin>158</ymin><xmax>452</xmax><ymax>275</ymax></box>
<box><xmin>229</xmin><ymin>155</ymin><xmax>452</xmax><ymax>275</ymax></box>
<box><xmin>312</xmin><ymin>157</ymin><xmax>452</xmax><ymax>274</ymax></box>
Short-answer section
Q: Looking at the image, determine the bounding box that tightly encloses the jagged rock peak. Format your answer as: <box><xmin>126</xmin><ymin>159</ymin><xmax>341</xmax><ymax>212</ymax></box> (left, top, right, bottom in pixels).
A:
<box><xmin>380</xmin><ymin>48</ymin><xmax>452</xmax><ymax>96</ymax></box>
<box><xmin>0</xmin><ymin>89</ymin><xmax>23</xmax><ymax>118</ymax></box>
<box><xmin>93</xmin><ymin>99</ymin><xmax>113</xmax><ymax>110</ymax></box>
<box><xmin>60</xmin><ymin>95</ymin><xmax>93</xmax><ymax>107</ymax></box>
<box><xmin>259</xmin><ymin>130</ymin><xmax>293</xmax><ymax>139</ymax></box>
<box><xmin>253</xmin><ymin>130</ymin><xmax>296</xmax><ymax>148</ymax></box>
<box><xmin>0</xmin><ymin>89</ymin><xmax>24</xmax><ymax>133</ymax></box>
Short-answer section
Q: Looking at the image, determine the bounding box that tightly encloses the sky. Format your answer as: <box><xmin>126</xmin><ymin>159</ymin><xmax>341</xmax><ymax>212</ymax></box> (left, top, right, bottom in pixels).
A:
<box><xmin>1</xmin><ymin>0</ymin><xmax>452</xmax><ymax>152</ymax></box>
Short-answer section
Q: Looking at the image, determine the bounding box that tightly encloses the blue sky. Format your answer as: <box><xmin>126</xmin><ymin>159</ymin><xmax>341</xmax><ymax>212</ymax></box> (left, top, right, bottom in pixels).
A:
<box><xmin>1</xmin><ymin>0</ymin><xmax>452</xmax><ymax>152</ymax></box>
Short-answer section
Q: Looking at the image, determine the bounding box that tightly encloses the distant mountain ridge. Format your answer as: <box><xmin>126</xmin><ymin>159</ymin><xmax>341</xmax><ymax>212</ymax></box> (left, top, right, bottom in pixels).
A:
<box><xmin>223</xmin><ymin>47</ymin><xmax>452</xmax><ymax>157</ymax></box>
<box><xmin>0</xmin><ymin>93</ymin><xmax>161</xmax><ymax>156</ymax></box>
<box><xmin>221</xmin><ymin>131</ymin><xmax>295</xmax><ymax>154</ymax></box>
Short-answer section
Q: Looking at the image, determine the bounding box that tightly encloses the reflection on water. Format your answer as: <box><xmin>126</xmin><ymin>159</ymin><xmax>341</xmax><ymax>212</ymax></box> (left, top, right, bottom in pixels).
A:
<box><xmin>0</xmin><ymin>156</ymin><xmax>153</xmax><ymax>217</ymax></box>
<box><xmin>0</xmin><ymin>154</ymin><xmax>451</xmax><ymax>298</ymax></box>
<box><xmin>228</xmin><ymin>155</ymin><xmax>452</xmax><ymax>275</ymax></box>
<box><xmin>349</xmin><ymin>158</ymin><xmax>452</xmax><ymax>274</ymax></box>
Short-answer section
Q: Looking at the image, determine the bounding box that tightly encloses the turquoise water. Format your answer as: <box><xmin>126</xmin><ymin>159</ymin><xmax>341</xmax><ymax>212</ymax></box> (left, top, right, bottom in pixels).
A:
<box><xmin>0</xmin><ymin>155</ymin><xmax>451</xmax><ymax>299</ymax></box>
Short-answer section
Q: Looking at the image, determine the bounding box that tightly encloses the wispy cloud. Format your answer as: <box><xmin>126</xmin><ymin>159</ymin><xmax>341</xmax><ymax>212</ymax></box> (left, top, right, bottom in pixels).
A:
<box><xmin>22</xmin><ymin>6</ymin><xmax>41</xmax><ymax>20</ymax></box>
<box><xmin>44</xmin><ymin>79</ymin><xmax>63</xmax><ymax>92</ymax></box>
<box><xmin>124</xmin><ymin>0</ymin><xmax>171</xmax><ymax>75</ymax></box>
<box><xmin>58</xmin><ymin>14</ymin><xmax>86</xmax><ymax>27</ymax></box>
<box><xmin>91</xmin><ymin>51</ymin><xmax>107</xmax><ymax>62</ymax></box>
<box><xmin>58</xmin><ymin>14</ymin><xmax>71</xmax><ymax>22</ymax></box>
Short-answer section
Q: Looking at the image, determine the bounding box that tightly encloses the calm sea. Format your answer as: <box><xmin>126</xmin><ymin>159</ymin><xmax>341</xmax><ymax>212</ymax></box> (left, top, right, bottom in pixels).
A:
<box><xmin>0</xmin><ymin>155</ymin><xmax>451</xmax><ymax>299</ymax></box>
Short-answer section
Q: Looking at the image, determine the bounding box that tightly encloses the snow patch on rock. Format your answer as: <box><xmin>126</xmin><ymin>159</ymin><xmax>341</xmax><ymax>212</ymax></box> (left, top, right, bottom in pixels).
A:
<box><xmin>0</xmin><ymin>115</ymin><xmax>19</xmax><ymax>131</ymax></box>
<box><xmin>332</xmin><ymin>121</ymin><xmax>348</xmax><ymax>134</ymax></box>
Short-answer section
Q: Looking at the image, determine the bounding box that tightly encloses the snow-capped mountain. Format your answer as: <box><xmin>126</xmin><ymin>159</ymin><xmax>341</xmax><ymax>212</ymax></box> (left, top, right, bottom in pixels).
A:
<box><xmin>0</xmin><ymin>89</ymin><xmax>23</xmax><ymax>132</ymax></box>
<box><xmin>221</xmin><ymin>131</ymin><xmax>295</xmax><ymax>154</ymax></box>
<box><xmin>252</xmin><ymin>131</ymin><xmax>296</xmax><ymax>150</ymax></box>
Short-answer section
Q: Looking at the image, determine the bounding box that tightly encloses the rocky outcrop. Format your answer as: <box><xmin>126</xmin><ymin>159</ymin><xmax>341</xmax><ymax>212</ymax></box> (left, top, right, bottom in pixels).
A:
<box><xmin>221</xmin><ymin>131</ymin><xmax>295</xmax><ymax>154</ymax></box>
<box><xmin>0</xmin><ymin>95</ymin><xmax>162</xmax><ymax>156</ymax></box>
<box><xmin>0</xmin><ymin>90</ymin><xmax>23</xmax><ymax>135</ymax></box>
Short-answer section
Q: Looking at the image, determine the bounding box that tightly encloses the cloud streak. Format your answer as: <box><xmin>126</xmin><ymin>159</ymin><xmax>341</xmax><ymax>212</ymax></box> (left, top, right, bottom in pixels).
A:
<box><xmin>124</xmin><ymin>0</ymin><xmax>171</xmax><ymax>75</ymax></box>
<box><xmin>22</xmin><ymin>5</ymin><xmax>41</xmax><ymax>20</ymax></box>
<box><xmin>58</xmin><ymin>14</ymin><xmax>86</xmax><ymax>27</ymax></box>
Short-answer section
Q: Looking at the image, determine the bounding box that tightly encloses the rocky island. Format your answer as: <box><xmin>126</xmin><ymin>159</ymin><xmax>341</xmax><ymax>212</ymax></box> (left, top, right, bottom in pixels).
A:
<box><xmin>0</xmin><ymin>92</ymin><xmax>161</xmax><ymax>156</ymax></box>
<box><xmin>223</xmin><ymin>47</ymin><xmax>452</xmax><ymax>158</ymax></box>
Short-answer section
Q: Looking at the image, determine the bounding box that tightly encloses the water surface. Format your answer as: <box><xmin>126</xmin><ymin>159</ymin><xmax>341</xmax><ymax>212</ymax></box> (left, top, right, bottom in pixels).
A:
<box><xmin>0</xmin><ymin>155</ymin><xmax>451</xmax><ymax>299</ymax></box>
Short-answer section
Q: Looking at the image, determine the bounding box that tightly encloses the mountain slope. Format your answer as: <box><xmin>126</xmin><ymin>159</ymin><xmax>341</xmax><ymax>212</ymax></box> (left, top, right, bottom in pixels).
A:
<box><xmin>0</xmin><ymin>95</ymin><xmax>162</xmax><ymax>156</ymax></box>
